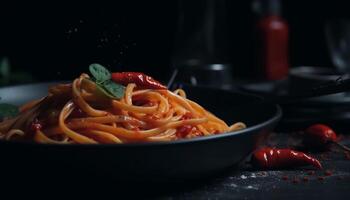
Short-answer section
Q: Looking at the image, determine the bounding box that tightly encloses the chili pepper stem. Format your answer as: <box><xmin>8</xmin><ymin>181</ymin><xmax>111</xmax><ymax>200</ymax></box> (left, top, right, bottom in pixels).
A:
<box><xmin>332</xmin><ymin>141</ymin><xmax>350</xmax><ymax>152</ymax></box>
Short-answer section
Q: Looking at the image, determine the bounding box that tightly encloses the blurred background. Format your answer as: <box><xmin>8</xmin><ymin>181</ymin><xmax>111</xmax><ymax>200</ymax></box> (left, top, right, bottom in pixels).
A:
<box><xmin>0</xmin><ymin>0</ymin><xmax>348</xmax><ymax>85</ymax></box>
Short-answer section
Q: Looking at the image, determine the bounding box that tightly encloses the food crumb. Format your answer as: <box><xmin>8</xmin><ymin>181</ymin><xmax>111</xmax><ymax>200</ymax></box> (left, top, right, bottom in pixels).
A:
<box><xmin>318</xmin><ymin>176</ymin><xmax>325</xmax><ymax>181</ymax></box>
<box><xmin>245</xmin><ymin>185</ymin><xmax>259</xmax><ymax>190</ymax></box>
<box><xmin>281</xmin><ymin>175</ymin><xmax>289</xmax><ymax>180</ymax></box>
<box><xmin>240</xmin><ymin>175</ymin><xmax>248</xmax><ymax>179</ymax></box>
<box><xmin>302</xmin><ymin>177</ymin><xmax>309</xmax><ymax>182</ymax></box>
<box><xmin>230</xmin><ymin>183</ymin><xmax>238</xmax><ymax>187</ymax></box>
<box><xmin>292</xmin><ymin>178</ymin><xmax>300</xmax><ymax>184</ymax></box>
<box><xmin>344</xmin><ymin>151</ymin><xmax>350</xmax><ymax>160</ymax></box>
<box><xmin>250</xmin><ymin>173</ymin><xmax>257</xmax><ymax>178</ymax></box>
<box><xmin>324</xmin><ymin>170</ymin><xmax>332</xmax><ymax>176</ymax></box>
<box><xmin>261</xmin><ymin>172</ymin><xmax>268</xmax><ymax>176</ymax></box>
<box><xmin>307</xmin><ymin>170</ymin><xmax>315</xmax><ymax>175</ymax></box>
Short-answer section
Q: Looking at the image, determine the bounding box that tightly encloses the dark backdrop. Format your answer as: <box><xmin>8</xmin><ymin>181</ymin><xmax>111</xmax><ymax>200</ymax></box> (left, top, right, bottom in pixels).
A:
<box><xmin>0</xmin><ymin>0</ymin><xmax>348</xmax><ymax>84</ymax></box>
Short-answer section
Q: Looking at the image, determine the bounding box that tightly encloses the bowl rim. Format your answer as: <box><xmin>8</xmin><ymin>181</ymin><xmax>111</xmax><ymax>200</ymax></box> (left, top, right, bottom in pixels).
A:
<box><xmin>289</xmin><ymin>66</ymin><xmax>347</xmax><ymax>81</ymax></box>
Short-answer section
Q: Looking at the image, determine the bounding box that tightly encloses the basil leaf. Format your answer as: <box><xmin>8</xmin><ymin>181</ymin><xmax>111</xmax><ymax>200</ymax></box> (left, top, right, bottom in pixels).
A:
<box><xmin>0</xmin><ymin>103</ymin><xmax>19</xmax><ymax>118</ymax></box>
<box><xmin>95</xmin><ymin>83</ymin><xmax>119</xmax><ymax>99</ymax></box>
<box><xmin>86</xmin><ymin>64</ymin><xmax>125</xmax><ymax>100</ymax></box>
<box><xmin>82</xmin><ymin>78</ymin><xmax>115</xmax><ymax>99</ymax></box>
<box><xmin>102</xmin><ymin>80</ymin><xmax>125</xmax><ymax>99</ymax></box>
<box><xmin>89</xmin><ymin>63</ymin><xmax>111</xmax><ymax>83</ymax></box>
<box><xmin>83</xmin><ymin>78</ymin><xmax>124</xmax><ymax>100</ymax></box>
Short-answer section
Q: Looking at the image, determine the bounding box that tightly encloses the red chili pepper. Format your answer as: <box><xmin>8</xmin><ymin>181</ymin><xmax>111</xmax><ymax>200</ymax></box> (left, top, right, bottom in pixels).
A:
<box><xmin>111</xmin><ymin>72</ymin><xmax>166</xmax><ymax>90</ymax></box>
<box><xmin>176</xmin><ymin>125</ymin><xmax>193</xmax><ymax>138</ymax></box>
<box><xmin>304</xmin><ymin>124</ymin><xmax>337</xmax><ymax>147</ymax></box>
<box><xmin>251</xmin><ymin>147</ymin><xmax>322</xmax><ymax>169</ymax></box>
<box><xmin>176</xmin><ymin>125</ymin><xmax>202</xmax><ymax>138</ymax></box>
<box><xmin>29</xmin><ymin>119</ymin><xmax>44</xmax><ymax>132</ymax></box>
<box><xmin>181</xmin><ymin>112</ymin><xmax>193</xmax><ymax>120</ymax></box>
<box><xmin>304</xmin><ymin>124</ymin><xmax>350</xmax><ymax>152</ymax></box>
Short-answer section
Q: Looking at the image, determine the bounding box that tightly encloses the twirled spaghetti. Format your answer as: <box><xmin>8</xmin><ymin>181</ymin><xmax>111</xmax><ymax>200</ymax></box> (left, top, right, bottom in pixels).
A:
<box><xmin>0</xmin><ymin>72</ymin><xmax>246</xmax><ymax>144</ymax></box>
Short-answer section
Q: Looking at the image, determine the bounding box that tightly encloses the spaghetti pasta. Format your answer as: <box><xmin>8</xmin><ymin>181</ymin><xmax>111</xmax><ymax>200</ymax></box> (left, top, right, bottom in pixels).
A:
<box><xmin>0</xmin><ymin>72</ymin><xmax>246</xmax><ymax>144</ymax></box>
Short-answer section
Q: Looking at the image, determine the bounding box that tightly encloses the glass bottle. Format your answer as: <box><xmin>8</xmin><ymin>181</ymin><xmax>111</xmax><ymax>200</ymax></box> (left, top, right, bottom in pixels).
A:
<box><xmin>171</xmin><ymin>0</ymin><xmax>233</xmax><ymax>89</ymax></box>
<box><xmin>253</xmin><ymin>0</ymin><xmax>289</xmax><ymax>80</ymax></box>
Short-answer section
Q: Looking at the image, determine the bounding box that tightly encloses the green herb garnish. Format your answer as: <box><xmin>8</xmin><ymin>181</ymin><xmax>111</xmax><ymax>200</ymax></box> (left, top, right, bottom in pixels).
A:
<box><xmin>102</xmin><ymin>80</ymin><xmax>125</xmax><ymax>99</ymax></box>
<box><xmin>0</xmin><ymin>103</ymin><xmax>19</xmax><ymax>118</ymax></box>
<box><xmin>83</xmin><ymin>78</ymin><xmax>120</xmax><ymax>99</ymax></box>
<box><xmin>89</xmin><ymin>63</ymin><xmax>111</xmax><ymax>84</ymax></box>
<box><xmin>88</xmin><ymin>64</ymin><xmax>125</xmax><ymax>99</ymax></box>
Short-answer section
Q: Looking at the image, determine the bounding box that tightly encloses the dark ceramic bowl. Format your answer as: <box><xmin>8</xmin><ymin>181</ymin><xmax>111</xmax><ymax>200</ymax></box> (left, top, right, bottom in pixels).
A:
<box><xmin>0</xmin><ymin>83</ymin><xmax>281</xmax><ymax>182</ymax></box>
<box><xmin>289</xmin><ymin>66</ymin><xmax>350</xmax><ymax>105</ymax></box>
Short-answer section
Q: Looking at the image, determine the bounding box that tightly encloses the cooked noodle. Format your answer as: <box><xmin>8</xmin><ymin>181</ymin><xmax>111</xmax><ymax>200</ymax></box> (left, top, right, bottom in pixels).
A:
<box><xmin>0</xmin><ymin>74</ymin><xmax>246</xmax><ymax>144</ymax></box>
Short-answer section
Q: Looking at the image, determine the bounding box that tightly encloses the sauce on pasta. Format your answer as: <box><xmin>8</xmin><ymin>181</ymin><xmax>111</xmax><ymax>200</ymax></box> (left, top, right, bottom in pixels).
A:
<box><xmin>0</xmin><ymin>68</ymin><xmax>245</xmax><ymax>144</ymax></box>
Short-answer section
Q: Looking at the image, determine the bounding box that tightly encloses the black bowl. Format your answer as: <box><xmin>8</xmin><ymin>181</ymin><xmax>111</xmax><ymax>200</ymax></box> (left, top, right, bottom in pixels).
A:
<box><xmin>0</xmin><ymin>83</ymin><xmax>281</xmax><ymax>182</ymax></box>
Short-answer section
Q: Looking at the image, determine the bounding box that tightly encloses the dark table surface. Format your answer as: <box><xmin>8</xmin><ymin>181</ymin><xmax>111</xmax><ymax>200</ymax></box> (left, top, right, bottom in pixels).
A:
<box><xmin>3</xmin><ymin>132</ymin><xmax>348</xmax><ymax>199</ymax></box>
<box><xmin>2</xmin><ymin>124</ymin><xmax>349</xmax><ymax>199</ymax></box>
<box><xmin>132</xmin><ymin>132</ymin><xmax>350</xmax><ymax>200</ymax></box>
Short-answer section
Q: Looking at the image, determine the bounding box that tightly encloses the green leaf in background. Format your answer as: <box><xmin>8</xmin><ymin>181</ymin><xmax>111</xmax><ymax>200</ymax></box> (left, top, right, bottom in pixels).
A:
<box><xmin>0</xmin><ymin>57</ymin><xmax>10</xmax><ymax>85</ymax></box>
<box><xmin>0</xmin><ymin>103</ymin><xmax>19</xmax><ymax>118</ymax></box>
<box><xmin>0</xmin><ymin>58</ymin><xmax>10</xmax><ymax>77</ymax></box>
<box><xmin>0</xmin><ymin>57</ymin><xmax>35</xmax><ymax>86</ymax></box>
<box><xmin>89</xmin><ymin>63</ymin><xmax>111</xmax><ymax>84</ymax></box>
<box><xmin>102</xmin><ymin>80</ymin><xmax>125</xmax><ymax>99</ymax></box>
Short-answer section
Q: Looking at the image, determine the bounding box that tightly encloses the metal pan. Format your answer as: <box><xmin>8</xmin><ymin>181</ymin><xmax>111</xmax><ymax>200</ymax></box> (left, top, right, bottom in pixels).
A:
<box><xmin>0</xmin><ymin>83</ymin><xmax>281</xmax><ymax>182</ymax></box>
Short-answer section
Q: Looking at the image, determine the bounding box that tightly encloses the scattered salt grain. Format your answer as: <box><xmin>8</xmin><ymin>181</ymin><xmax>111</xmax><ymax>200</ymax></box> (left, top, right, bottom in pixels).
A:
<box><xmin>245</xmin><ymin>185</ymin><xmax>258</xmax><ymax>190</ymax></box>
